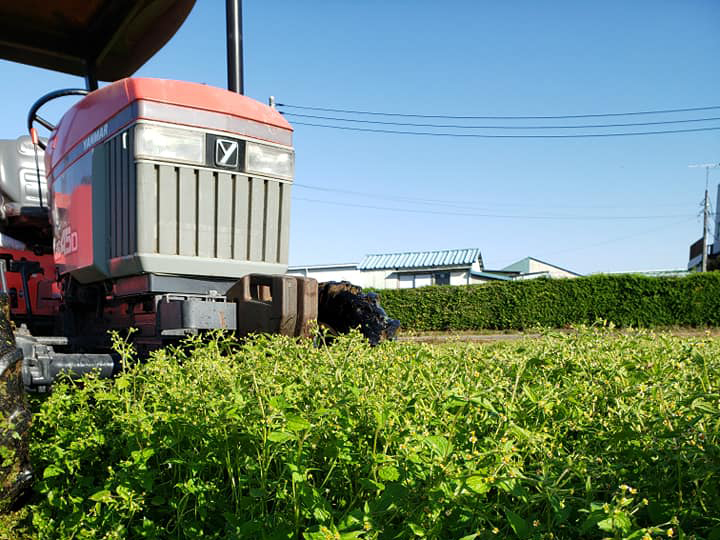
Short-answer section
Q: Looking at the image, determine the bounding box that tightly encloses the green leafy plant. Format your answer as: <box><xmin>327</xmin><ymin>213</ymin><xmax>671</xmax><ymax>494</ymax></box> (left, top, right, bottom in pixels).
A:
<box><xmin>8</xmin><ymin>328</ymin><xmax>719</xmax><ymax>539</ymax></box>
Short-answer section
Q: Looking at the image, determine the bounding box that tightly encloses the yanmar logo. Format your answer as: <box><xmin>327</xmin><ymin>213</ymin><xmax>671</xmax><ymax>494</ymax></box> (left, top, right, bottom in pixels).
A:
<box><xmin>215</xmin><ymin>138</ymin><xmax>239</xmax><ymax>168</ymax></box>
<box><xmin>82</xmin><ymin>123</ymin><xmax>109</xmax><ymax>151</ymax></box>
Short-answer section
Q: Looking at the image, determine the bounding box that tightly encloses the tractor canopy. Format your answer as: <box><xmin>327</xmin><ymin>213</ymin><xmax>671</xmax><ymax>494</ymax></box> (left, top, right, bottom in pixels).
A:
<box><xmin>0</xmin><ymin>1</ymin><xmax>195</xmax><ymax>81</ymax></box>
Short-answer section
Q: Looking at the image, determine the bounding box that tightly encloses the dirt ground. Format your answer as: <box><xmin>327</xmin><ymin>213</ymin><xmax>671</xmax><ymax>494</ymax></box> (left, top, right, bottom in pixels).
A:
<box><xmin>396</xmin><ymin>327</ymin><xmax>720</xmax><ymax>344</ymax></box>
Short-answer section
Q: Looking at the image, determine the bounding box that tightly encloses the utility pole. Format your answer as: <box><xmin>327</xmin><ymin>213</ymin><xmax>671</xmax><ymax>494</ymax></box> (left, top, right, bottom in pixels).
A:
<box><xmin>689</xmin><ymin>163</ymin><xmax>720</xmax><ymax>272</ymax></box>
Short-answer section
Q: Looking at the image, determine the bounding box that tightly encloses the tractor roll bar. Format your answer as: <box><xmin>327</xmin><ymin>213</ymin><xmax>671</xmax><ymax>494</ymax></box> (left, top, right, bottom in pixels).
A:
<box><xmin>226</xmin><ymin>0</ymin><xmax>244</xmax><ymax>95</ymax></box>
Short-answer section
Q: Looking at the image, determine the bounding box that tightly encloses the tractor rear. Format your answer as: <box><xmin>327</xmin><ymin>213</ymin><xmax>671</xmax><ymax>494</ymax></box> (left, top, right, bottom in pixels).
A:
<box><xmin>4</xmin><ymin>78</ymin><xmax>320</xmax><ymax>391</ymax></box>
<box><xmin>0</xmin><ymin>0</ymin><xmax>398</xmax><ymax>511</ymax></box>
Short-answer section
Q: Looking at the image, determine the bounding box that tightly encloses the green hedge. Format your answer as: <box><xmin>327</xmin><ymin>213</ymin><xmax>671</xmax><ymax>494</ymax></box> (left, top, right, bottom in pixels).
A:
<box><xmin>376</xmin><ymin>273</ymin><xmax>720</xmax><ymax>331</ymax></box>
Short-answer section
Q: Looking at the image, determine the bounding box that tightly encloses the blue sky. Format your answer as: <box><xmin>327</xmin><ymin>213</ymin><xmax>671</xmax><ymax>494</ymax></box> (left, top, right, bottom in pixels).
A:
<box><xmin>1</xmin><ymin>0</ymin><xmax>719</xmax><ymax>274</ymax></box>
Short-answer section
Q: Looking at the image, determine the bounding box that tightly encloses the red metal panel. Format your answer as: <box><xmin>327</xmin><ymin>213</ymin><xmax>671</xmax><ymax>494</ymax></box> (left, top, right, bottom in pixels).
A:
<box><xmin>47</xmin><ymin>78</ymin><xmax>293</xmax><ymax>174</ymax></box>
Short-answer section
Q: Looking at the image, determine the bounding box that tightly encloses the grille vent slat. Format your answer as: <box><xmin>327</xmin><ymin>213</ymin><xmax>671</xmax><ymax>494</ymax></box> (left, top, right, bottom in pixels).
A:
<box><xmin>110</xmin><ymin>156</ymin><xmax>290</xmax><ymax>265</ymax></box>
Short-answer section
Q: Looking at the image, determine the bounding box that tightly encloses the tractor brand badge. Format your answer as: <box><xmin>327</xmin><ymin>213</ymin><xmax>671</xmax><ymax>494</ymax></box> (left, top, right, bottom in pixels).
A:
<box><xmin>82</xmin><ymin>123</ymin><xmax>109</xmax><ymax>152</ymax></box>
<box><xmin>215</xmin><ymin>138</ymin><xmax>239</xmax><ymax>168</ymax></box>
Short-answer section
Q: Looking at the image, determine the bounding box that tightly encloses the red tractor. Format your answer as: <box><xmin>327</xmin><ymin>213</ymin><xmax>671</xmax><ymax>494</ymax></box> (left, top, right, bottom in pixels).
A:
<box><xmin>0</xmin><ymin>0</ymin><xmax>397</xmax><ymax>510</ymax></box>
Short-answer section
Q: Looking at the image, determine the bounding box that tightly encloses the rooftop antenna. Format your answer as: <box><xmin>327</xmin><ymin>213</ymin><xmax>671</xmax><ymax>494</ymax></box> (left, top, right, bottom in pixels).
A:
<box><xmin>689</xmin><ymin>162</ymin><xmax>720</xmax><ymax>272</ymax></box>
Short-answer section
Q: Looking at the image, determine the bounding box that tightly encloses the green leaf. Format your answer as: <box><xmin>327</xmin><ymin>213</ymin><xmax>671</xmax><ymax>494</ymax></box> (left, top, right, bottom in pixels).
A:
<box><xmin>408</xmin><ymin>522</ymin><xmax>425</xmax><ymax>537</ymax></box>
<box><xmin>285</xmin><ymin>413</ymin><xmax>311</xmax><ymax>432</ymax></box>
<box><xmin>339</xmin><ymin>532</ymin><xmax>365</xmax><ymax>539</ymax></box>
<box><xmin>88</xmin><ymin>489</ymin><xmax>112</xmax><ymax>502</ymax></box>
<box><xmin>424</xmin><ymin>435</ymin><xmax>452</xmax><ymax>458</ymax></box>
<box><xmin>269</xmin><ymin>395</ymin><xmax>290</xmax><ymax>409</ymax></box>
<box><xmin>505</xmin><ymin>509</ymin><xmax>531</xmax><ymax>539</ymax></box>
<box><xmin>313</xmin><ymin>506</ymin><xmax>332</xmax><ymax>523</ymax></box>
<box><xmin>378</xmin><ymin>465</ymin><xmax>400</xmax><ymax>482</ymax></box>
<box><xmin>268</xmin><ymin>431</ymin><xmax>295</xmax><ymax>443</ymax></box>
<box><xmin>466</xmin><ymin>475</ymin><xmax>490</xmax><ymax>494</ymax></box>
<box><xmin>597</xmin><ymin>513</ymin><xmax>631</xmax><ymax>534</ymax></box>
<box><xmin>359</xmin><ymin>478</ymin><xmax>385</xmax><ymax>492</ymax></box>
<box><xmin>42</xmin><ymin>465</ymin><xmax>63</xmax><ymax>479</ymax></box>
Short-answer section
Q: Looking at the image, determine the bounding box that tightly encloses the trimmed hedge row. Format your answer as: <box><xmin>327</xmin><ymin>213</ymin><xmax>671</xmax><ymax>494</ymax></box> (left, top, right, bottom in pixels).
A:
<box><xmin>376</xmin><ymin>273</ymin><xmax>720</xmax><ymax>331</ymax></box>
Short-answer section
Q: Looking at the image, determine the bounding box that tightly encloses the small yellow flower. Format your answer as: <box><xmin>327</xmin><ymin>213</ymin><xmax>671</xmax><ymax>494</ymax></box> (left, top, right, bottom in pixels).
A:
<box><xmin>363</xmin><ymin>522</ymin><xmax>371</xmax><ymax>531</ymax></box>
<box><xmin>642</xmin><ymin>498</ymin><xmax>649</xmax><ymax>506</ymax></box>
<box><xmin>642</xmin><ymin>535</ymin><xmax>652</xmax><ymax>540</ymax></box>
<box><xmin>492</xmin><ymin>527</ymin><xmax>499</xmax><ymax>534</ymax></box>
<box><xmin>630</xmin><ymin>487</ymin><xmax>638</xmax><ymax>494</ymax></box>
<box><xmin>533</xmin><ymin>520</ymin><xmax>540</xmax><ymax>527</ymax></box>
<box><xmin>501</xmin><ymin>436</ymin><xmax>508</xmax><ymax>443</ymax></box>
<box><xmin>667</xmin><ymin>528</ymin><xmax>674</xmax><ymax>537</ymax></box>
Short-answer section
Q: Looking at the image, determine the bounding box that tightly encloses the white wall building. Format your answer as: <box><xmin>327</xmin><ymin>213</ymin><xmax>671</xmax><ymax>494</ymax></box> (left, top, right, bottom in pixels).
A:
<box><xmin>288</xmin><ymin>249</ymin><xmax>581</xmax><ymax>289</ymax></box>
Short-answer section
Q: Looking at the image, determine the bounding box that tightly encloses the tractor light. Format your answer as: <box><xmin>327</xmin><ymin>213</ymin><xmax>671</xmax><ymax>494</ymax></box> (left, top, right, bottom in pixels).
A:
<box><xmin>245</xmin><ymin>142</ymin><xmax>294</xmax><ymax>180</ymax></box>
<box><xmin>134</xmin><ymin>124</ymin><xmax>205</xmax><ymax>165</ymax></box>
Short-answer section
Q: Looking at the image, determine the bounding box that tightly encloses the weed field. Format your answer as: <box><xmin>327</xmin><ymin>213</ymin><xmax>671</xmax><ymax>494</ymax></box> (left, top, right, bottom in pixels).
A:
<box><xmin>3</xmin><ymin>329</ymin><xmax>719</xmax><ymax>539</ymax></box>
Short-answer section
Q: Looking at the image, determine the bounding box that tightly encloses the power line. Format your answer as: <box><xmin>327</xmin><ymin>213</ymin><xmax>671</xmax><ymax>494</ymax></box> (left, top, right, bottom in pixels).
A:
<box><xmin>294</xmin><ymin>182</ymin><xmax>693</xmax><ymax>210</ymax></box>
<box><xmin>278</xmin><ymin>102</ymin><xmax>720</xmax><ymax>120</ymax></box>
<box><xmin>546</xmin><ymin>217</ymin><xmax>695</xmax><ymax>256</ymax></box>
<box><xmin>288</xmin><ymin>121</ymin><xmax>720</xmax><ymax>138</ymax></box>
<box><xmin>292</xmin><ymin>196</ymin><xmax>693</xmax><ymax>221</ymax></box>
<box><xmin>282</xmin><ymin>112</ymin><xmax>720</xmax><ymax>130</ymax></box>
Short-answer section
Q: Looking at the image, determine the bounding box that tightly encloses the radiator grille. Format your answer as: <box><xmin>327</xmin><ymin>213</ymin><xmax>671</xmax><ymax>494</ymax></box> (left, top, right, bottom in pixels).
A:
<box><xmin>107</xmin><ymin>132</ymin><xmax>136</xmax><ymax>259</ymax></box>
<box><xmin>134</xmin><ymin>162</ymin><xmax>290</xmax><ymax>264</ymax></box>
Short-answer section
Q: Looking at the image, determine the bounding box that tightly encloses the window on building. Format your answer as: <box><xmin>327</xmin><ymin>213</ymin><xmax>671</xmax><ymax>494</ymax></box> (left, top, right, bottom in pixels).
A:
<box><xmin>434</xmin><ymin>271</ymin><xmax>450</xmax><ymax>285</ymax></box>
<box><xmin>398</xmin><ymin>274</ymin><xmax>414</xmax><ymax>289</ymax></box>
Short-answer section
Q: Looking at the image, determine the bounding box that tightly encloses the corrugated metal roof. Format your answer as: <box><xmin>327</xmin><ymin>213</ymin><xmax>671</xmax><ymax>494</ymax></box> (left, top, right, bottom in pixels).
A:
<box><xmin>359</xmin><ymin>248</ymin><xmax>481</xmax><ymax>270</ymax></box>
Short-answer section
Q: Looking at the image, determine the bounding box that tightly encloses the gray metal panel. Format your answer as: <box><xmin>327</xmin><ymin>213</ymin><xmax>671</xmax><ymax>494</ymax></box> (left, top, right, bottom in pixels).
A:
<box><xmin>126</xmin><ymin>131</ymin><xmax>136</xmax><ymax>256</ymax></box>
<box><xmin>0</xmin><ymin>136</ymin><xmax>47</xmax><ymax>208</ymax></box>
<box><xmin>277</xmin><ymin>183</ymin><xmax>291</xmax><ymax>264</ymax></box>
<box><xmin>233</xmin><ymin>175</ymin><xmax>249</xmax><ymax>260</ymax></box>
<box><xmin>120</xmin><ymin>134</ymin><xmax>129</xmax><ymax>256</ymax></box>
<box><xmin>216</xmin><ymin>172</ymin><xmax>233</xmax><ymax>259</ymax></box>
<box><xmin>113</xmin><ymin>160</ymin><xmax>290</xmax><ymax>280</ymax></box>
<box><xmin>158</xmin><ymin>165</ymin><xmax>178</xmax><ymax>255</ymax></box>
<box><xmin>248</xmin><ymin>178</ymin><xmax>265</xmax><ymax>261</ymax></box>
<box><xmin>109</xmin><ymin>135</ymin><xmax>118</xmax><ymax>258</ymax></box>
<box><xmin>139</xmin><ymin>101</ymin><xmax>293</xmax><ymax>147</ymax></box>
<box><xmin>178</xmin><ymin>168</ymin><xmax>197</xmax><ymax>256</ymax></box>
<box><xmin>264</xmin><ymin>180</ymin><xmax>279</xmax><ymax>262</ymax></box>
<box><xmin>108</xmin><ymin>133</ymin><xmax>134</xmax><ymax>260</ymax></box>
<box><xmin>136</xmin><ymin>162</ymin><xmax>158</xmax><ymax>253</ymax></box>
<box><xmin>197</xmin><ymin>169</ymin><xmax>215</xmax><ymax>258</ymax></box>
<box><xmin>113</xmin><ymin>274</ymin><xmax>238</xmax><ymax>296</ymax></box>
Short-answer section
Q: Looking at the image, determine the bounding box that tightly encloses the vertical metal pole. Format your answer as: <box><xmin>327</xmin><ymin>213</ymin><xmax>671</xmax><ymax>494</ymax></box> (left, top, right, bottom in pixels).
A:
<box><xmin>85</xmin><ymin>60</ymin><xmax>99</xmax><ymax>91</ymax></box>
<box><xmin>226</xmin><ymin>0</ymin><xmax>244</xmax><ymax>94</ymax></box>
<box><xmin>702</xmin><ymin>169</ymin><xmax>709</xmax><ymax>272</ymax></box>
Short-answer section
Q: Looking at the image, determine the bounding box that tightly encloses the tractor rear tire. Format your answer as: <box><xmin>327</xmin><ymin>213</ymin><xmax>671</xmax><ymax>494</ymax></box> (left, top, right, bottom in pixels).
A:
<box><xmin>0</xmin><ymin>295</ymin><xmax>32</xmax><ymax>514</ymax></box>
<box><xmin>317</xmin><ymin>281</ymin><xmax>400</xmax><ymax>345</ymax></box>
